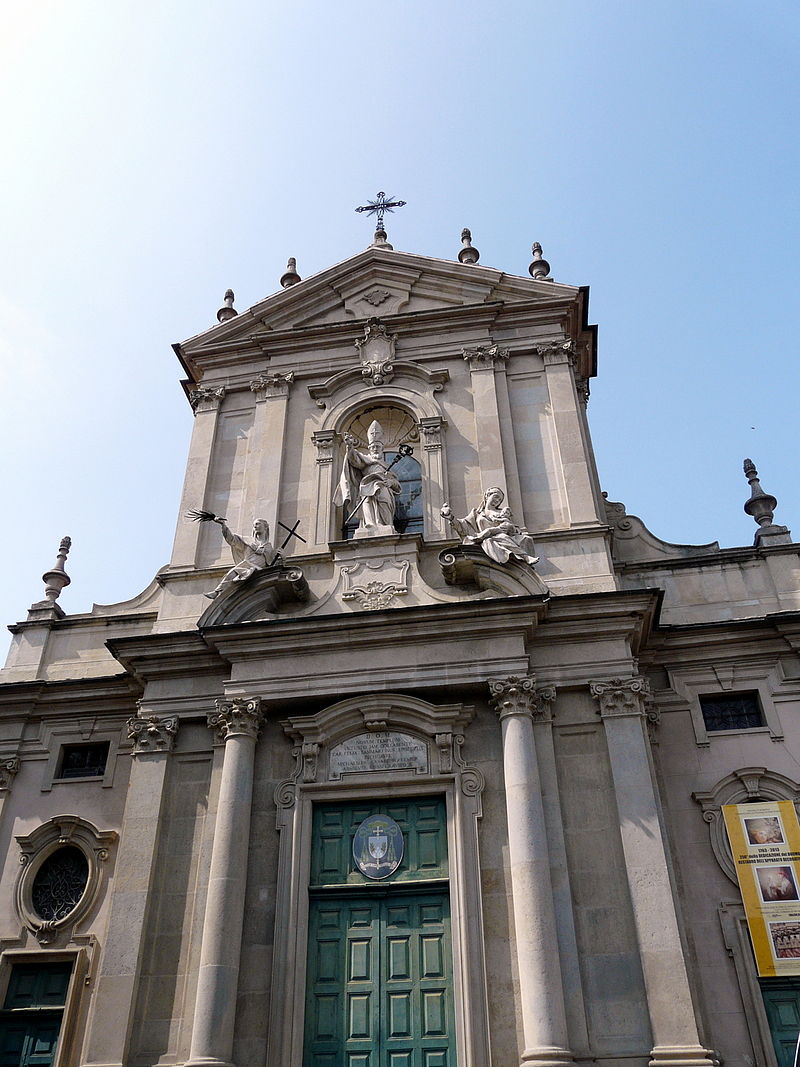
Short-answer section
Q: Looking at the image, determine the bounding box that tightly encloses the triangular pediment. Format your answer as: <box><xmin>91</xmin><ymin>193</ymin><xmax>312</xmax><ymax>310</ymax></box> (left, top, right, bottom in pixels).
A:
<box><xmin>179</xmin><ymin>246</ymin><xmax>581</xmax><ymax>356</ymax></box>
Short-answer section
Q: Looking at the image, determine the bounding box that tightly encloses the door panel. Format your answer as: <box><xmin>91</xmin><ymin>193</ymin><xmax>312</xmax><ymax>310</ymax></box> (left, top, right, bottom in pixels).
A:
<box><xmin>761</xmin><ymin>979</ymin><xmax>800</xmax><ymax>1067</ymax></box>
<box><xmin>305</xmin><ymin>892</ymin><xmax>455</xmax><ymax>1067</ymax></box>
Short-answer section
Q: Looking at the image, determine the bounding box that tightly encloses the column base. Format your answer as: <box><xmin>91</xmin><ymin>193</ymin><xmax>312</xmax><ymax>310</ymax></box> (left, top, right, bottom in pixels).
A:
<box><xmin>183</xmin><ymin>1059</ymin><xmax>235</xmax><ymax>1067</ymax></box>
<box><xmin>521</xmin><ymin>1048</ymin><xmax>577</xmax><ymax>1067</ymax></box>
<box><xmin>649</xmin><ymin>1047</ymin><xmax>719</xmax><ymax>1067</ymax></box>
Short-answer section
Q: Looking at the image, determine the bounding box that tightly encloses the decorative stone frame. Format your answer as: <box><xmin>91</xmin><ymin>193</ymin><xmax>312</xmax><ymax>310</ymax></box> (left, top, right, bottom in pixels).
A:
<box><xmin>15</xmin><ymin>815</ymin><xmax>118</xmax><ymax>945</ymax></box>
<box><xmin>266</xmin><ymin>692</ymin><xmax>490</xmax><ymax>1067</ymax></box>
<box><xmin>718</xmin><ymin>900</ymin><xmax>781</xmax><ymax>1067</ymax></box>
<box><xmin>666</xmin><ymin>663</ymin><xmax>785</xmax><ymax>746</ymax></box>
<box><xmin>308</xmin><ymin>359</ymin><xmax>450</xmax><ymax>545</ymax></box>
<box><xmin>39</xmin><ymin>720</ymin><xmax>124</xmax><ymax>792</ymax></box>
<box><xmin>0</xmin><ymin>941</ymin><xmax>95</xmax><ymax>1067</ymax></box>
<box><xmin>693</xmin><ymin>767</ymin><xmax>800</xmax><ymax>885</ymax></box>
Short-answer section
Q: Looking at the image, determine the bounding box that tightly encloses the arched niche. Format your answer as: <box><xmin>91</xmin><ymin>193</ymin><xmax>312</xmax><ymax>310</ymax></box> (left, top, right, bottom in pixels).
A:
<box><xmin>309</xmin><ymin>365</ymin><xmax>450</xmax><ymax>545</ymax></box>
<box><xmin>266</xmin><ymin>692</ymin><xmax>491</xmax><ymax>1067</ymax></box>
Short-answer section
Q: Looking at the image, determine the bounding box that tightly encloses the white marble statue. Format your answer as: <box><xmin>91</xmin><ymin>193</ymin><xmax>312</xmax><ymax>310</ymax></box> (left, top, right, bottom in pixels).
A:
<box><xmin>203</xmin><ymin>517</ymin><xmax>277</xmax><ymax>599</ymax></box>
<box><xmin>441</xmin><ymin>487</ymin><xmax>539</xmax><ymax>566</ymax></box>
<box><xmin>333</xmin><ymin>420</ymin><xmax>401</xmax><ymax>537</ymax></box>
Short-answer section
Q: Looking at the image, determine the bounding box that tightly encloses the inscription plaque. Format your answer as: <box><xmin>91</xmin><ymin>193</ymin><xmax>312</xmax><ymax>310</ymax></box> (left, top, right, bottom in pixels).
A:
<box><xmin>329</xmin><ymin>732</ymin><xmax>428</xmax><ymax>779</ymax></box>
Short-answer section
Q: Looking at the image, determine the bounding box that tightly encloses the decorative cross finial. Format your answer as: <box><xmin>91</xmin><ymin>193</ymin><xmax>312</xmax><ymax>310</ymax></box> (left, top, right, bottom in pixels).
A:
<box><xmin>743</xmin><ymin>458</ymin><xmax>791</xmax><ymax>546</ymax></box>
<box><xmin>355</xmin><ymin>191</ymin><xmax>406</xmax><ymax>246</ymax></box>
<box><xmin>217</xmin><ymin>289</ymin><xmax>237</xmax><ymax>323</ymax></box>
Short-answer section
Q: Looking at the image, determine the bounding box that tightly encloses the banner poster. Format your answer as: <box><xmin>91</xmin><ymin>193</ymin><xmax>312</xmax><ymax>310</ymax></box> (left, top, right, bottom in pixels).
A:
<box><xmin>722</xmin><ymin>800</ymin><xmax>800</xmax><ymax>976</ymax></box>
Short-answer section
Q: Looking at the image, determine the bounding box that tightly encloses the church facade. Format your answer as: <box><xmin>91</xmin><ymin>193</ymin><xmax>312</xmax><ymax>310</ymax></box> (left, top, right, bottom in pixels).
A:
<box><xmin>1</xmin><ymin>229</ymin><xmax>799</xmax><ymax>1067</ymax></box>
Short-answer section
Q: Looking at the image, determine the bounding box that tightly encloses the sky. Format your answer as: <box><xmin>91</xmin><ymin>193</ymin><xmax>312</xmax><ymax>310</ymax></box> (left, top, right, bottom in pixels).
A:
<box><xmin>1</xmin><ymin>1</ymin><xmax>798</xmax><ymax>652</ymax></box>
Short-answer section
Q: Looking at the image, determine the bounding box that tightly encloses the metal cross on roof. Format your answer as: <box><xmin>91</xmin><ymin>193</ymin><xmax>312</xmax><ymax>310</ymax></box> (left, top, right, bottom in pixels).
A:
<box><xmin>355</xmin><ymin>191</ymin><xmax>407</xmax><ymax>231</ymax></box>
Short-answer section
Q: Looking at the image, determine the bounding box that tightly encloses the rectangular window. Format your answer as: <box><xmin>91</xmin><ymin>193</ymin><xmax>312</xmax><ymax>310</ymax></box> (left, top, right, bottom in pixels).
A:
<box><xmin>55</xmin><ymin>742</ymin><xmax>110</xmax><ymax>780</ymax></box>
<box><xmin>699</xmin><ymin>691</ymin><xmax>764</xmax><ymax>733</ymax></box>
<box><xmin>0</xmin><ymin>960</ymin><xmax>72</xmax><ymax>1067</ymax></box>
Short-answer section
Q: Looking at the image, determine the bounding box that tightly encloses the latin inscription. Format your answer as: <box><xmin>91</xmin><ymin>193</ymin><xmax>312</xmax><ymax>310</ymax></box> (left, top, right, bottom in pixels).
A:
<box><xmin>329</xmin><ymin>733</ymin><xmax>428</xmax><ymax>778</ymax></box>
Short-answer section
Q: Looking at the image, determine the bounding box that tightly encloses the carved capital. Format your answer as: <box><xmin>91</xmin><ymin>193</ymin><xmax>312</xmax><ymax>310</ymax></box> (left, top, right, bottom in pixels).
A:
<box><xmin>127</xmin><ymin>715</ymin><xmax>179</xmax><ymax>754</ymax></box>
<box><xmin>535</xmin><ymin>339</ymin><xmax>577</xmax><ymax>367</ymax></box>
<box><xmin>590</xmin><ymin>677</ymin><xmax>651</xmax><ymax>719</ymax></box>
<box><xmin>250</xmin><ymin>371</ymin><xmax>295</xmax><ymax>399</ymax></box>
<box><xmin>312</xmin><ymin>429</ymin><xmax>336</xmax><ymax>465</ymax></box>
<box><xmin>488</xmin><ymin>675</ymin><xmax>537</xmax><ymax>720</ymax></box>
<box><xmin>189</xmin><ymin>386</ymin><xmax>226</xmax><ymax>413</ymax></box>
<box><xmin>0</xmin><ymin>757</ymin><xmax>20</xmax><ymax>792</ymax></box>
<box><xmin>208</xmin><ymin>697</ymin><xmax>265</xmax><ymax>741</ymax></box>
<box><xmin>301</xmin><ymin>741</ymin><xmax>320</xmax><ymax>783</ymax></box>
<box><xmin>533</xmin><ymin>685</ymin><xmax>557</xmax><ymax>722</ymax></box>
<box><xmin>462</xmin><ymin>343</ymin><xmax>510</xmax><ymax>370</ymax></box>
<box><xmin>419</xmin><ymin>416</ymin><xmax>445</xmax><ymax>452</ymax></box>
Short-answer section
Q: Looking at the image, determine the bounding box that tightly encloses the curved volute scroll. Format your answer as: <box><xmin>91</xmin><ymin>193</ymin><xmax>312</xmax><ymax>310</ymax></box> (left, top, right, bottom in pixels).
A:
<box><xmin>274</xmin><ymin>692</ymin><xmax>481</xmax><ymax>814</ymax></box>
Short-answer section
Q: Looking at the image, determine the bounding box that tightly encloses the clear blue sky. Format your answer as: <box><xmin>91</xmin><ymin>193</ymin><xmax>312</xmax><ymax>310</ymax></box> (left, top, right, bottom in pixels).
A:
<box><xmin>1</xmin><ymin>1</ymin><xmax>797</xmax><ymax>647</ymax></box>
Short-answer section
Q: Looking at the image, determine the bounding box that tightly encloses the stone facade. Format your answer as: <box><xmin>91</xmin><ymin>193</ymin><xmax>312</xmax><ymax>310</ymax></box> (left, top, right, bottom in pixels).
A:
<box><xmin>0</xmin><ymin>239</ymin><xmax>798</xmax><ymax>1067</ymax></box>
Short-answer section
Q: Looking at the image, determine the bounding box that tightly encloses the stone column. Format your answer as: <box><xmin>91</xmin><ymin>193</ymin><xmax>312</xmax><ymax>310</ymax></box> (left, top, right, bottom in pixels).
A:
<box><xmin>243</xmin><ymin>373</ymin><xmax>294</xmax><ymax>541</ymax></box>
<box><xmin>489</xmin><ymin>676</ymin><xmax>576</xmax><ymax>1067</ymax></box>
<box><xmin>82</xmin><ymin>715</ymin><xmax>179</xmax><ymax>1067</ymax></box>
<box><xmin>530</xmin><ymin>688</ymin><xmax>591</xmax><ymax>1057</ymax></box>
<box><xmin>590</xmin><ymin>678</ymin><xmax>717</xmax><ymax>1067</ymax></box>
<box><xmin>463</xmin><ymin>345</ymin><xmax>525</xmax><ymax>522</ymax></box>
<box><xmin>170</xmin><ymin>387</ymin><xmax>226</xmax><ymax>567</ymax></box>
<box><xmin>537</xmin><ymin>342</ymin><xmax>602</xmax><ymax>525</ymax></box>
<box><xmin>185</xmin><ymin>697</ymin><xmax>265</xmax><ymax>1067</ymax></box>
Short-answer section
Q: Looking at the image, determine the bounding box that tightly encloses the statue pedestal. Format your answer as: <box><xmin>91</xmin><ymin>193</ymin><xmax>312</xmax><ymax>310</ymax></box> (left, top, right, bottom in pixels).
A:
<box><xmin>353</xmin><ymin>522</ymin><xmax>397</xmax><ymax>539</ymax></box>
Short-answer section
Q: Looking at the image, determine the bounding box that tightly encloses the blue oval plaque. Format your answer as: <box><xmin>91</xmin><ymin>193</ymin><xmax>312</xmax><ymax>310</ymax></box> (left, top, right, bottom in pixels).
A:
<box><xmin>352</xmin><ymin>814</ymin><xmax>404</xmax><ymax>880</ymax></box>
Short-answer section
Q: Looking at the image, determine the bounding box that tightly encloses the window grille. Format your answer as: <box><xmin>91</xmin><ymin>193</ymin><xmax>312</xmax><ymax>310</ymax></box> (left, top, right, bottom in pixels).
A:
<box><xmin>31</xmin><ymin>846</ymin><xmax>89</xmax><ymax>921</ymax></box>
<box><xmin>699</xmin><ymin>692</ymin><xmax>764</xmax><ymax>732</ymax></box>
<box><xmin>56</xmin><ymin>741</ymin><xmax>110</xmax><ymax>780</ymax></box>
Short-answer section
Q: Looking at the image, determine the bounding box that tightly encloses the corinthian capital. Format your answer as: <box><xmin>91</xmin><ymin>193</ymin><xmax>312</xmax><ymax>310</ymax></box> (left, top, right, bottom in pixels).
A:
<box><xmin>462</xmin><ymin>343</ymin><xmax>510</xmax><ymax>370</ymax></box>
<box><xmin>0</xmin><ymin>756</ymin><xmax>20</xmax><ymax>792</ymax></box>
<box><xmin>589</xmin><ymin>677</ymin><xmax>650</xmax><ymax>718</ymax></box>
<box><xmin>208</xmin><ymin>697</ymin><xmax>265</xmax><ymax>741</ymax></box>
<box><xmin>189</xmin><ymin>386</ymin><xmax>226</xmax><ymax>413</ymax></box>
<box><xmin>488</xmin><ymin>675</ymin><xmax>537</xmax><ymax>720</ymax></box>
<box><xmin>250</xmin><ymin>371</ymin><xmax>295</xmax><ymax>399</ymax></box>
<box><xmin>127</xmin><ymin>715</ymin><xmax>179</xmax><ymax>754</ymax></box>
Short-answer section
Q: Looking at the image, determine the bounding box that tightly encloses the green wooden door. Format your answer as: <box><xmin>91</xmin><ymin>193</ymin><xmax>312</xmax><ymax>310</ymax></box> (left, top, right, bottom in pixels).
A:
<box><xmin>0</xmin><ymin>962</ymin><xmax>71</xmax><ymax>1067</ymax></box>
<box><xmin>304</xmin><ymin>798</ymin><xmax>455</xmax><ymax>1067</ymax></box>
<box><xmin>305</xmin><ymin>891</ymin><xmax>455</xmax><ymax>1067</ymax></box>
<box><xmin>761</xmin><ymin>979</ymin><xmax>800</xmax><ymax>1066</ymax></box>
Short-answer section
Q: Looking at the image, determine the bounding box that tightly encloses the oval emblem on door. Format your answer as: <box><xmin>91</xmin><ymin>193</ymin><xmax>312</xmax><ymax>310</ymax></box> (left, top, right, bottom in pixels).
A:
<box><xmin>352</xmin><ymin>814</ymin><xmax>404</xmax><ymax>880</ymax></box>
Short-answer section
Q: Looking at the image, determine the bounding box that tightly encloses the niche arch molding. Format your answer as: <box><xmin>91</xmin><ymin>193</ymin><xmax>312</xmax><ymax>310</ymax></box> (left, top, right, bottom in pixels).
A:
<box><xmin>309</xmin><ymin>364</ymin><xmax>450</xmax><ymax>544</ymax></box>
<box><xmin>693</xmin><ymin>767</ymin><xmax>800</xmax><ymax>884</ymax></box>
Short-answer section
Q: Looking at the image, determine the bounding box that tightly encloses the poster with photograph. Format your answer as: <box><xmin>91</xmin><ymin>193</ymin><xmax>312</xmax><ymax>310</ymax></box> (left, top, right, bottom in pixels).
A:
<box><xmin>723</xmin><ymin>800</ymin><xmax>800</xmax><ymax>976</ymax></box>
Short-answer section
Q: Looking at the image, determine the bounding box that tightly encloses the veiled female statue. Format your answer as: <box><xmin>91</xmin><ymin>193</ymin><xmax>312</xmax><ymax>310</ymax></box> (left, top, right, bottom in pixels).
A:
<box><xmin>441</xmin><ymin>487</ymin><xmax>538</xmax><ymax>565</ymax></box>
<box><xmin>333</xmin><ymin>420</ymin><xmax>401</xmax><ymax>537</ymax></box>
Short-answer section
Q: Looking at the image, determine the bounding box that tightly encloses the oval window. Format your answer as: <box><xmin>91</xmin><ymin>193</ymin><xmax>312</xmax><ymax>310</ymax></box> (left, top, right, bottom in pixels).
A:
<box><xmin>31</xmin><ymin>846</ymin><xmax>89</xmax><ymax>922</ymax></box>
